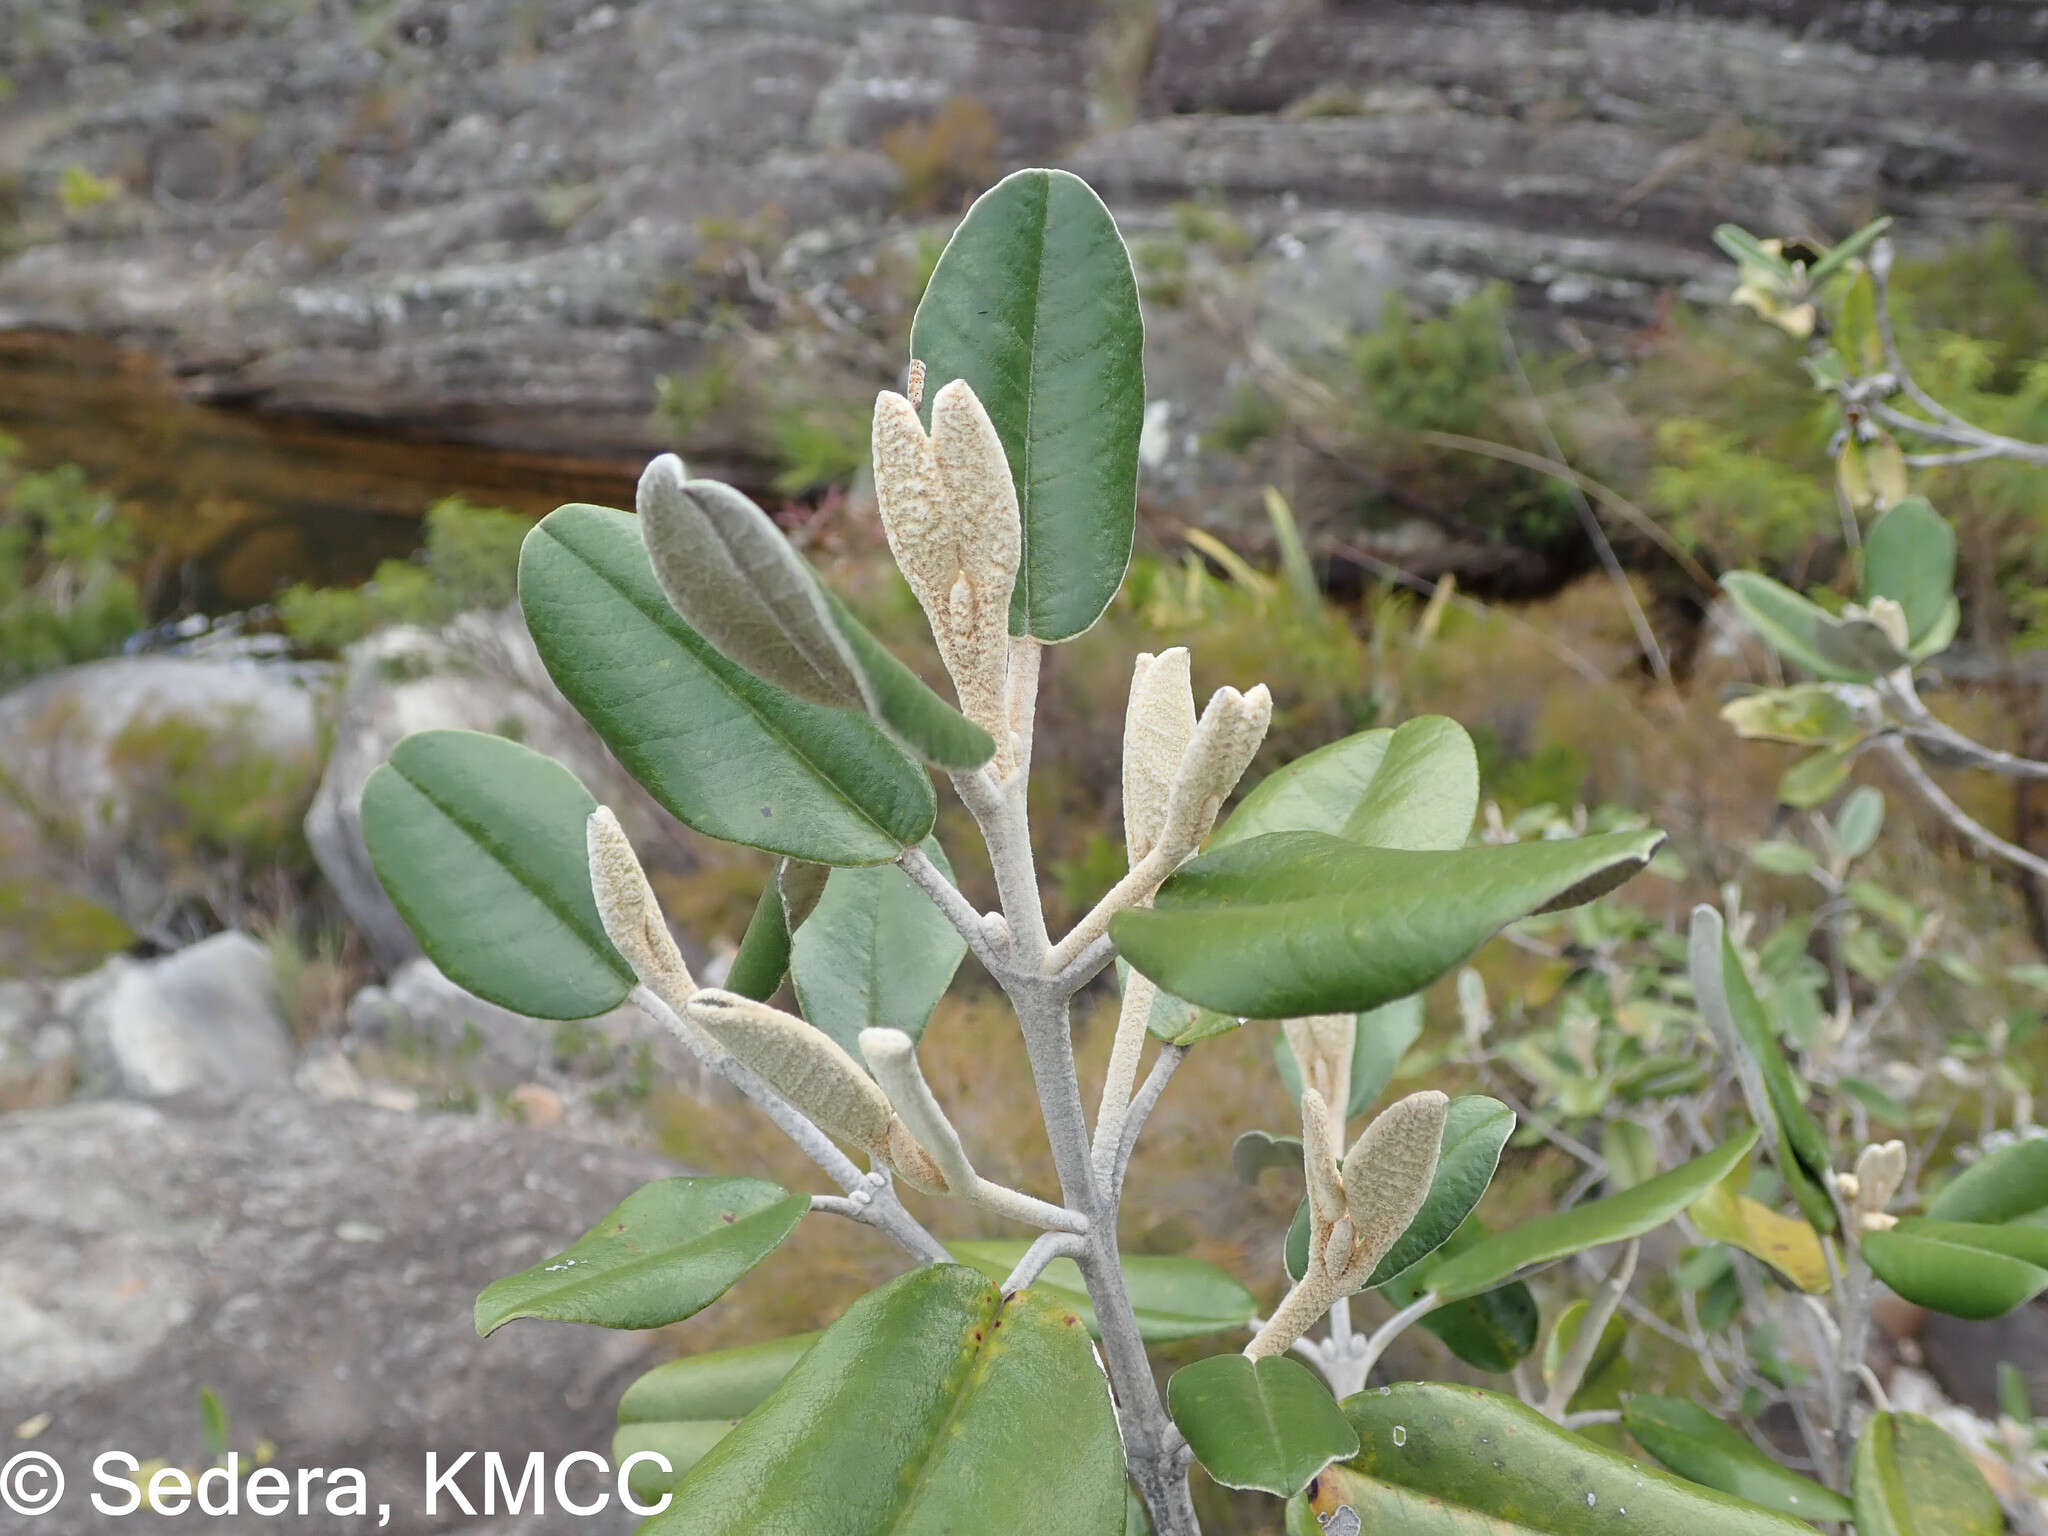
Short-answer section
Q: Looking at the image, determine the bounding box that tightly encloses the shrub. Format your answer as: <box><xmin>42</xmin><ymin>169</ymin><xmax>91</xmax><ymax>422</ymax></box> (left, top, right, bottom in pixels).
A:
<box><xmin>278</xmin><ymin>495</ymin><xmax>529</xmax><ymax>648</ymax></box>
<box><xmin>0</xmin><ymin>444</ymin><xmax>145</xmax><ymax>684</ymax></box>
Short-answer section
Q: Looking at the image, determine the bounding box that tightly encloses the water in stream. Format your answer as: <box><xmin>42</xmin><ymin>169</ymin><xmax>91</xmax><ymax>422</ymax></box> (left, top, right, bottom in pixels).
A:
<box><xmin>0</xmin><ymin>331</ymin><xmax>641</xmax><ymax>617</ymax></box>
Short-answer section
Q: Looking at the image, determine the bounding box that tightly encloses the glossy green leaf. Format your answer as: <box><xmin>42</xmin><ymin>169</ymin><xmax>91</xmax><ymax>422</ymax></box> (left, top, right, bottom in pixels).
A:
<box><xmin>1339</xmin><ymin>717</ymin><xmax>1479</xmax><ymax>849</ymax></box>
<box><xmin>1306</xmin><ymin>1383</ymin><xmax>1819</xmax><ymax>1535</ymax></box>
<box><xmin>1273</xmin><ymin>993</ymin><xmax>1426</xmax><ymax>1119</ymax></box>
<box><xmin>519</xmin><ymin>503</ymin><xmax>935</xmax><ymax>865</ymax></box>
<box><xmin>646</xmin><ymin>1264</ymin><xmax>1123</xmax><ymax>1536</ymax></box>
<box><xmin>1689</xmin><ymin>908</ymin><xmax>1835</xmax><ymax>1230</ymax></box>
<box><xmin>1623</xmin><ymin>1396</ymin><xmax>1852</xmax><ymax>1522</ymax></box>
<box><xmin>724</xmin><ymin>881</ymin><xmax>792</xmax><ymax>1001</ymax></box>
<box><xmin>1850</xmin><ymin>1411</ymin><xmax>2001</xmax><ymax>1536</ymax></box>
<box><xmin>909</xmin><ymin>168</ymin><xmax>1143</xmax><ymax>642</ymax></box>
<box><xmin>1862</xmin><ymin>497</ymin><xmax>1955</xmax><ymax>652</ymax></box>
<box><xmin>817</xmin><ymin>585</ymin><xmax>997</xmax><ymax>768</ymax></box>
<box><xmin>1422</xmin><ymin>1131</ymin><xmax>1757</xmax><ymax>1301</ymax></box>
<box><xmin>950</xmin><ymin>1242</ymin><xmax>1258</xmax><ymax>1343</ymax></box>
<box><xmin>1380</xmin><ymin>1219</ymin><xmax>1539</xmax><ymax>1372</ymax></box>
<box><xmin>474</xmin><ymin>1177</ymin><xmax>807</xmax><ymax>1336</ymax></box>
<box><xmin>1167</xmin><ymin>1354</ymin><xmax>1358</xmax><ymax>1497</ymax></box>
<box><xmin>1721</xmin><ymin>570</ymin><xmax>1878</xmax><ymax>682</ymax></box>
<box><xmin>361</xmin><ymin>730</ymin><xmax>632</xmax><ymax>1021</ymax></box>
<box><xmin>613</xmin><ymin>1332</ymin><xmax>818</xmax><ymax>1502</ymax></box>
<box><xmin>1212</xmin><ymin>728</ymin><xmax>1391</xmax><ymax>847</ymax></box>
<box><xmin>1862</xmin><ymin>1217</ymin><xmax>2048</xmax><ymax>1319</ymax></box>
<box><xmin>789</xmin><ymin>835</ymin><xmax>966</xmax><ymax>1057</ymax></box>
<box><xmin>1112</xmin><ymin>829</ymin><xmax>1664</xmax><ymax>1018</ymax></box>
<box><xmin>1928</xmin><ymin>1137</ymin><xmax>2048</xmax><ymax>1224</ymax></box>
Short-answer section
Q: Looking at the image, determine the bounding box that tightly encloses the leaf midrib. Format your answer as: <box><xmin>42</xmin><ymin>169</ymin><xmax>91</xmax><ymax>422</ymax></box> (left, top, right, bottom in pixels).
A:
<box><xmin>396</xmin><ymin>762</ymin><xmax>625</xmax><ymax>981</ymax></box>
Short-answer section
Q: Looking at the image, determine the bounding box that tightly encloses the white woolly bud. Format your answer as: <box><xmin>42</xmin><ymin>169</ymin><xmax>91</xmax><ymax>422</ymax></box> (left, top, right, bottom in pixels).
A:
<box><xmin>1158</xmin><ymin>684</ymin><xmax>1273</xmax><ymax>857</ymax></box>
<box><xmin>1338</xmin><ymin>1090</ymin><xmax>1449</xmax><ymax>1283</ymax></box>
<box><xmin>1122</xmin><ymin>648</ymin><xmax>1195</xmax><ymax>864</ymax></box>
<box><xmin>586</xmin><ymin>807</ymin><xmax>695</xmax><ymax>1006</ymax></box>
<box><xmin>1284</xmin><ymin>1016</ymin><xmax>1355</xmax><ymax>1130</ymax></box>
<box><xmin>1298</xmin><ymin>1088</ymin><xmax>1347</xmax><ymax>1258</ymax></box>
<box><xmin>685</xmin><ymin>989</ymin><xmax>894</xmax><ymax>1152</ymax></box>
<box><xmin>1854</xmin><ymin>1139</ymin><xmax>1907</xmax><ymax>1220</ymax></box>
<box><xmin>870</xmin><ymin>382</ymin><xmax>1022</xmax><ymax>769</ymax></box>
<box><xmin>860</xmin><ymin>1027</ymin><xmax>971</xmax><ymax>1196</ymax></box>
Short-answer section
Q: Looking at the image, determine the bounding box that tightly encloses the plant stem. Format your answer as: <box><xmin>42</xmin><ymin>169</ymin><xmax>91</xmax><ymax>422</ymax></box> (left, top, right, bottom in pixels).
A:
<box><xmin>1538</xmin><ymin>1240</ymin><xmax>1638</xmax><ymax>1421</ymax></box>
<box><xmin>1879</xmin><ymin>737</ymin><xmax>2048</xmax><ymax>882</ymax></box>
<box><xmin>635</xmin><ymin>985</ymin><xmax>949</xmax><ymax>1264</ymax></box>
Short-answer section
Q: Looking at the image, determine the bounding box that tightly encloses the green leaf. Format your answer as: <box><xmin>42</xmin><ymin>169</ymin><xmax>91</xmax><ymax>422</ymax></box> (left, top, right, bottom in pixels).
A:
<box><xmin>1167</xmin><ymin>1354</ymin><xmax>1359</xmax><ymax>1497</ymax></box>
<box><xmin>789</xmin><ymin>835</ymin><xmax>966</xmax><ymax>1057</ymax></box>
<box><xmin>1379</xmin><ymin>1218</ymin><xmax>1539</xmax><ymax>1372</ymax></box>
<box><xmin>1339</xmin><ymin>717</ymin><xmax>1479</xmax><ymax>849</ymax></box>
<box><xmin>816</xmin><ymin>585</ymin><xmax>996</xmax><ymax>769</ymax></box>
<box><xmin>1306</xmin><ymin>1383</ymin><xmax>1820</xmax><ymax>1535</ymax></box>
<box><xmin>1862</xmin><ymin>1218</ymin><xmax>2048</xmax><ymax>1319</ymax></box>
<box><xmin>1862</xmin><ymin>497</ymin><xmax>1955</xmax><ymax>652</ymax></box>
<box><xmin>1421</xmin><ymin>1131</ymin><xmax>1757</xmax><ymax>1301</ymax></box>
<box><xmin>1623</xmin><ymin>1396</ymin><xmax>1853</xmax><ymax>1522</ymax></box>
<box><xmin>909</xmin><ymin>168</ymin><xmax>1143</xmax><ymax>642</ymax></box>
<box><xmin>1272</xmin><ymin>993</ymin><xmax>1426</xmax><ymax>1119</ymax></box>
<box><xmin>1777</xmin><ymin>743</ymin><xmax>1857</xmax><ymax>810</ymax></box>
<box><xmin>1714</xmin><ymin>224</ymin><xmax>1798</xmax><ymax>280</ymax></box>
<box><xmin>1233</xmin><ymin>1129</ymin><xmax>1303</xmax><ymax>1185</ymax></box>
<box><xmin>1748</xmin><ymin>840</ymin><xmax>1817</xmax><ymax>877</ymax></box>
<box><xmin>1541</xmin><ymin>1299</ymin><xmax>1625</xmax><ymax>1401</ymax></box>
<box><xmin>1689</xmin><ymin>908</ymin><xmax>1835</xmax><ymax>1230</ymax></box>
<box><xmin>614</xmin><ymin>1333</ymin><xmax>819</xmax><ymax>1501</ymax></box>
<box><xmin>646</xmin><ymin>1264</ymin><xmax>1124</xmax><ymax>1536</ymax></box>
<box><xmin>1928</xmin><ymin>1138</ymin><xmax>2048</xmax><ymax>1224</ymax></box>
<box><xmin>1212</xmin><ymin>728</ymin><xmax>1391</xmax><ymax>847</ymax></box>
<box><xmin>1851</xmin><ymin>1411</ymin><xmax>2001</xmax><ymax>1536</ymax></box>
<box><xmin>636</xmin><ymin>458</ymin><xmax>995</xmax><ymax>771</ymax></box>
<box><xmin>1720</xmin><ymin>685</ymin><xmax>1861</xmax><ymax>747</ymax></box>
<box><xmin>1139</xmin><ymin>971</ymin><xmax>1240</xmax><ymax>1046</ymax></box>
<box><xmin>1365</xmin><ymin>1096</ymin><xmax>1515</xmax><ymax>1288</ymax></box>
<box><xmin>519</xmin><ymin>503</ymin><xmax>935</xmax><ymax>865</ymax></box>
<box><xmin>1833</xmin><ymin>785</ymin><xmax>1885</xmax><ymax>859</ymax></box>
<box><xmin>724</xmin><ymin>881</ymin><xmax>792</xmax><ymax>1001</ymax></box>
<box><xmin>474</xmin><ymin>1177</ymin><xmax>807</xmax><ymax>1336</ymax></box>
<box><xmin>1721</xmin><ymin>571</ymin><xmax>1879</xmax><ymax>682</ymax></box>
<box><xmin>1806</xmin><ymin>215</ymin><xmax>1893</xmax><ymax>284</ymax></box>
<box><xmin>950</xmin><ymin>1242</ymin><xmax>1258</xmax><ymax>1343</ymax></box>
<box><xmin>1111</xmin><ymin>829</ymin><xmax>1664</xmax><ymax>1018</ymax></box>
<box><xmin>362</xmin><ymin>730</ymin><xmax>633</xmax><ymax>1021</ymax></box>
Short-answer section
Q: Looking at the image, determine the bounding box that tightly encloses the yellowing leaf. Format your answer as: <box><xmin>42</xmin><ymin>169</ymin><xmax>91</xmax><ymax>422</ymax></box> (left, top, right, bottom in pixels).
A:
<box><xmin>1690</xmin><ymin>1168</ymin><xmax>1831</xmax><ymax>1293</ymax></box>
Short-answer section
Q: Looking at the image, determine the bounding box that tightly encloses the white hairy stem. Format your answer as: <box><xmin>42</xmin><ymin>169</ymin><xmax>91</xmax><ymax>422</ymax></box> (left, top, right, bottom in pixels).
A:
<box><xmin>1877</xmin><ymin>737</ymin><xmax>2048</xmax><ymax>882</ymax></box>
<box><xmin>1539</xmin><ymin>1240</ymin><xmax>1639</xmax><ymax>1421</ymax></box>
<box><xmin>1109</xmin><ymin>1045</ymin><xmax>1187</xmax><ymax>1205</ymax></box>
<box><xmin>896</xmin><ymin>843</ymin><xmax>1010</xmax><ymax>975</ymax></box>
<box><xmin>1004</xmin><ymin>1230</ymin><xmax>1086</xmax><ymax>1291</ymax></box>
<box><xmin>861</xmin><ymin>1027</ymin><xmax>1089</xmax><ymax>1233</ymax></box>
<box><xmin>1350</xmin><ymin>1291</ymin><xmax>1442</xmax><ymax>1387</ymax></box>
<box><xmin>1092</xmin><ymin>973</ymin><xmax>1158</xmax><ymax>1182</ymax></box>
<box><xmin>1049</xmin><ymin>845</ymin><xmax>1173</xmax><ymax>972</ymax></box>
<box><xmin>632</xmin><ymin>986</ymin><xmax>948</xmax><ymax>1264</ymax></box>
<box><xmin>1878</xmin><ymin>675</ymin><xmax>2048</xmax><ymax>781</ymax></box>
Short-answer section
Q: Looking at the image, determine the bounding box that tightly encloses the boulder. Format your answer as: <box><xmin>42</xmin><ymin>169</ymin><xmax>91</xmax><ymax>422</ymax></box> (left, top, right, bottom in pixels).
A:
<box><xmin>66</xmin><ymin>930</ymin><xmax>295</xmax><ymax>1103</ymax></box>
<box><xmin>0</xmin><ymin>1095</ymin><xmax>678</xmax><ymax>1535</ymax></box>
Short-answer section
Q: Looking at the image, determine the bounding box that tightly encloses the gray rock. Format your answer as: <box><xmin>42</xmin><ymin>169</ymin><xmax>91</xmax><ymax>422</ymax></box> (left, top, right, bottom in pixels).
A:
<box><xmin>0</xmin><ymin>1094</ymin><xmax>674</xmax><ymax>1534</ymax></box>
<box><xmin>68</xmin><ymin>931</ymin><xmax>295</xmax><ymax>1102</ymax></box>
<box><xmin>344</xmin><ymin>957</ymin><xmax>654</xmax><ymax>1093</ymax></box>
<box><xmin>0</xmin><ymin>978</ymin><xmax>74</xmax><ymax>1112</ymax></box>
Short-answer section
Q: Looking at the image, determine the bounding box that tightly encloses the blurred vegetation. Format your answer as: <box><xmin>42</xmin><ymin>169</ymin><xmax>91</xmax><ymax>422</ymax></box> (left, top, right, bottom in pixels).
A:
<box><xmin>0</xmin><ymin>432</ymin><xmax>145</xmax><ymax>684</ymax></box>
<box><xmin>277</xmin><ymin>495</ymin><xmax>530</xmax><ymax>649</ymax></box>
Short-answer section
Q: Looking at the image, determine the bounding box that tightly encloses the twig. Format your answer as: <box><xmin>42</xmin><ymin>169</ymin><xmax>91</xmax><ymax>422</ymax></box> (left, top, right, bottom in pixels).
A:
<box><xmin>898</xmin><ymin>844</ymin><xmax>1011</xmax><ymax>974</ymax></box>
<box><xmin>1004</xmin><ymin>1231</ymin><xmax>1086</xmax><ymax>1291</ymax></box>
<box><xmin>1878</xmin><ymin>737</ymin><xmax>2048</xmax><ymax>882</ymax></box>
<box><xmin>1109</xmin><ymin>1044</ymin><xmax>1188</xmax><ymax>1203</ymax></box>
<box><xmin>1539</xmin><ymin>1240</ymin><xmax>1639</xmax><ymax>1420</ymax></box>
<box><xmin>1351</xmin><ymin>1291</ymin><xmax>1441</xmax><ymax>1386</ymax></box>
<box><xmin>634</xmin><ymin>986</ymin><xmax>949</xmax><ymax>1264</ymax></box>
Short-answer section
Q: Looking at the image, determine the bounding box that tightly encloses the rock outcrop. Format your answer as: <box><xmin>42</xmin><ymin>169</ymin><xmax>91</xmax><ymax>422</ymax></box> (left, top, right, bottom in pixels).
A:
<box><xmin>0</xmin><ymin>1094</ymin><xmax>676</xmax><ymax>1534</ymax></box>
<box><xmin>0</xmin><ymin>0</ymin><xmax>2040</xmax><ymax>468</ymax></box>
